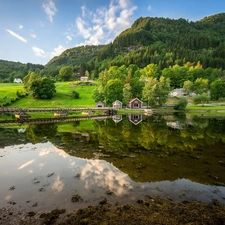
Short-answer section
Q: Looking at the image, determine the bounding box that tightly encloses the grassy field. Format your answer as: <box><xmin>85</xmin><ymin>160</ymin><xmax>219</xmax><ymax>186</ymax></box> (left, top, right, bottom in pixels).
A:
<box><xmin>1</xmin><ymin>83</ymin><xmax>225</xmax><ymax>114</ymax></box>
<box><xmin>0</xmin><ymin>82</ymin><xmax>96</xmax><ymax>107</ymax></box>
<box><xmin>0</xmin><ymin>83</ymin><xmax>24</xmax><ymax>98</ymax></box>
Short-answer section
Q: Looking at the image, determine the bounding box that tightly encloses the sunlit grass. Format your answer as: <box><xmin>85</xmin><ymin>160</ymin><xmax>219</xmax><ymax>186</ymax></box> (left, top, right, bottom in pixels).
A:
<box><xmin>1</xmin><ymin>82</ymin><xmax>96</xmax><ymax>107</ymax></box>
<box><xmin>0</xmin><ymin>83</ymin><xmax>24</xmax><ymax>98</ymax></box>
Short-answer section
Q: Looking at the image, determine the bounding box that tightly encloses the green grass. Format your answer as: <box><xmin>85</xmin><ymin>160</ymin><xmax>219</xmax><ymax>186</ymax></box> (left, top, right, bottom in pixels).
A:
<box><xmin>2</xmin><ymin>83</ymin><xmax>225</xmax><ymax>115</ymax></box>
<box><xmin>0</xmin><ymin>82</ymin><xmax>96</xmax><ymax>108</ymax></box>
<box><xmin>57</xmin><ymin>120</ymin><xmax>96</xmax><ymax>133</ymax></box>
<box><xmin>186</xmin><ymin>105</ymin><xmax>225</xmax><ymax>111</ymax></box>
<box><xmin>0</xmin><ymin>83</ymin><xmax>24</xmax><ymax>99</ymax></box>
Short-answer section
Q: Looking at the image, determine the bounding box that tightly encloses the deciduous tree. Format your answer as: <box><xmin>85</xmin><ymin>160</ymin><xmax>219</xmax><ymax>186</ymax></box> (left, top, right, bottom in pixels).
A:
<box><xmin>59</xmin><ymin>66</ymin><xmax>73</xmax><ymax>81</ymax></box>
<box><xmin>142</xmin><ymin>76</ymin><xmax>170</xmax><ymax>107</ymax></box>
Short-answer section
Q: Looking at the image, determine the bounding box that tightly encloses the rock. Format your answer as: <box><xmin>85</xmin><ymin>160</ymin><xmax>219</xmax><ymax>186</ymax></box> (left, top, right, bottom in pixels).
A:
<box><xmin>9</xmin><ymin>186</ymin><xmax>15</xmax><ymax>191</ymax></box>
<box><xmin>71</xmin><ymin>195</ymin><xmax>83</xmax><ymax>203</ymax></box>
<box><xmin>99</xmin><ymin>198</ymin><xmax>107</xmax><ymax>205</ymax></box>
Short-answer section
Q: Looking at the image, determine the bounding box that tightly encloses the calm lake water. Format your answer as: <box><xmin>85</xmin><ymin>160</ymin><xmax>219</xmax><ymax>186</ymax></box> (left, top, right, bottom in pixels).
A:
<box><xmin>0</xmin><ymin>113</ymin><xmax>225</xmax><ymax>212</ymax></box>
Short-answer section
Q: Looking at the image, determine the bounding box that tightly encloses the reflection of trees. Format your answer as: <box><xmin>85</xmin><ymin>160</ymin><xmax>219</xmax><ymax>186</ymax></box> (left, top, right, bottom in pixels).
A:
<box><xmin>94</xmin><ymin>116</ymin><xmax>225</xmax><ymax>153</ymax></box>
<box><xmin>26</xmin><ymin>124</ymin><xmax>58</xmax><ymax>143</ymax></box>
<box><xmin>94</xmin><ymin>118</ymin><xmax>143</xmax><ymax>152</ymax></box>
<box><xmin>0</xmin><ymin>128</ymin><xmax>29</xmax><ymax>147</ymax></box>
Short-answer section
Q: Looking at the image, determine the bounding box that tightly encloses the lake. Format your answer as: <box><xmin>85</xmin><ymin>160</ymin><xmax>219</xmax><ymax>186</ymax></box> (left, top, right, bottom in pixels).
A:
<box><xmin>0</xmin><ymin>113</ymin><xmax>225</xmax><ymax>213</ymax></box>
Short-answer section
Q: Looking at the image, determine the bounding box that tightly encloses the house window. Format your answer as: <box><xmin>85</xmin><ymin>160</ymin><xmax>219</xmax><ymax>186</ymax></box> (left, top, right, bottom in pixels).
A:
<box><xmin>133</xmin><ymin>115</ymin><xmax>139</xmax><ymax>120</ymax></box>
<box><xmin>134</xmin><ymin>103</ymin><xmax>139</xmax><ymax>108</ymax></box>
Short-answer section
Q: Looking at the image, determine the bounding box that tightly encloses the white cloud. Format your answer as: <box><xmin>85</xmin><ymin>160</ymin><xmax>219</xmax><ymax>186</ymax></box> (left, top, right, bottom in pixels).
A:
<box><xmin>81</xmin><ymin>5</ymin><xmax>86</xmax><ymax>17</ymax></box>
<box><xmin>42</xmin><ymin>0</ymin><xmax>57</xmax><ymax>23</ymax></box>
<box><xmin>32</xmin><ymin>46</ymin><xmax>48</xmax><ymax>58</ymax></box>
<box><xmin>50</xmin><ymin>45</ymin><xmax>66</xmax><ymax>58</ymax></box>
<box><xmin>33</xmin><ymin>45</ymin><xmax>66</xmax><ymax>59</ymax></box>
<box><xmin>75</xmin><ymin>0</ymin><xmax>137</xmax><ymax>46</ymax></box>
<box><xmin>148</xmin><ymin>5</ymin><xmax>152</xmax><ymax>11</ymax></box>
<box><xmin>66</xmin><ymin>35</ymin><xmax>72</xmax><ymax>41</ymax></box>
<box><xmin>31</xmin><ymin>33</ymin><xmax>37</xmax><ymax>38</ymax></box>
<box><xmin>6</xmin><ymin>29</ymin><xmax>27</xmax><ymax>43</ymax></box>
<box><xmin>19</xmin><ymin>24</ymin><xmax>23</xmax><ymax>29</ymax></box>
<box><xmin>76</xmin><ymin>17</ymin><xmax>92</xmax><ymax>39</ymax></box>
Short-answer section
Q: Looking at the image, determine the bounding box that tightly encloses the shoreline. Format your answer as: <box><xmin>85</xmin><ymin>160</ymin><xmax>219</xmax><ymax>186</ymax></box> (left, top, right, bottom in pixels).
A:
<box><xmin>1</xmin><ymin>197</ymin><xmax>225</xmax><ymax>224</ymax></box>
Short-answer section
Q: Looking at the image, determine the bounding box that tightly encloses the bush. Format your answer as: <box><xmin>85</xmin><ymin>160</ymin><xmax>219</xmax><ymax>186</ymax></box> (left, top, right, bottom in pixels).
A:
<box><xmin>174</xmin><ymin>97</ymin><xmax>188</xmax><ymax>110</ymax></box>
<box><xmin>193</xmin><ymin>93</ymin><xmax>210</xmax><ymax>105</ymax></box>
<box><xmin>16</xmin><ymin>91</ymin><xmax>27</xmax><ymax>98</ymax></box>
<box><xmin>72</xmin><ymin>90</ymin><xmax>80</xmax><ymax>99</ymax></box>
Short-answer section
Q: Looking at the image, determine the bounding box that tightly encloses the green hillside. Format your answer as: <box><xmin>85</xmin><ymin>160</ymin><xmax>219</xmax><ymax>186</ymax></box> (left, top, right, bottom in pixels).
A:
<box><xmin>1</xmin><ymin>13</ymin><xmax>225</xmax><ymax>81</ymax></box>
<box><xmin>46</xmin><ymin>13</ymin><xmax>225</xmax><ymax>75</ymax></box>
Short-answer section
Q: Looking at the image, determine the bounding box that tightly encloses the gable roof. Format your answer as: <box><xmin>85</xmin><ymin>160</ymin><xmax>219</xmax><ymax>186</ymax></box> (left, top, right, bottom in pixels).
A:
<box><xmin>129</xmin><ymin>98</ymin><xmax>143</xmax><ymax>103</ymax></box>
<box><xmin>112</xmin><ymin>100</ymin><xmax>122</xmax><ymax>104</ymax></box>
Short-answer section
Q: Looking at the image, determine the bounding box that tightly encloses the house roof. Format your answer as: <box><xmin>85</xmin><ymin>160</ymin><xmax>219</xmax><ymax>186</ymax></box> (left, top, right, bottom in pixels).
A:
<box><xmin>112</xmin><ymin>100</ymin><xmax>122</xmax><ymax>104</ymax></box>
<box><xmin>129</xmin><ymin>98</ymin><xmax>143</xmax><ymax>103</ymax></box>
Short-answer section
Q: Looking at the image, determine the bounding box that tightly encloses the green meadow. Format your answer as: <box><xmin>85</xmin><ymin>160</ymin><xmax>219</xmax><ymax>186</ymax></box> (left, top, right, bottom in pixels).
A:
<box><xmin>1</xmin><ymin>82</ymin><xmax>225</xmax><ymax>116</ymax></box>
<box><xmin>0</xmin><ymin>82</ymin><xmax>96</xmax><ymax>108</ymax></box>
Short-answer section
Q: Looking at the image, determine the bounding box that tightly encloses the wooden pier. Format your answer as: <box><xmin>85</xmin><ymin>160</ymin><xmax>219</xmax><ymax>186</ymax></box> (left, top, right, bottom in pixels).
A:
<box><xmin>0</xmin><ymin>107</ymin><xmax>116</xmax><ymax>118</ymax></box>
<box><xmin>0</xmin><ymin>115</ymin><xmax>112</xmax><ymax>127</ymax></box>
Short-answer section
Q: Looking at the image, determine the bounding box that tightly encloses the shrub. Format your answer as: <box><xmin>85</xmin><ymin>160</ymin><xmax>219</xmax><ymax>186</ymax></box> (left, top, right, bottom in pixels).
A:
<box><xmin>72</xmin><ymin>90</ymin><xmax>80</xmax><ymax>99</ymax></box>
<box><xmin>174</xmin><ymin>97</ymin><xmax>188</xmax><ymax>110</ymax></box>
<box><xmin>193</xmin><ymin>93</ymin><xmax>210</xmax><ymax>106</ymax></box>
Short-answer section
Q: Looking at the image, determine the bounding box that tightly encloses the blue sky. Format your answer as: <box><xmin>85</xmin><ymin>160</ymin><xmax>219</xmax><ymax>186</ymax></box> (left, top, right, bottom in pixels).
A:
<box><xmin>0</xmin><ymin>0</ymin><xmax>224</xmax><ymax>65</ymax></box>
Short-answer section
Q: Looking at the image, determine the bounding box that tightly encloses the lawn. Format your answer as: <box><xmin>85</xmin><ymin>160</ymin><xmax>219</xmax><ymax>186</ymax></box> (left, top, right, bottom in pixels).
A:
<box><xmin>0</xmin><ymin>83</ymin><xmax>24</xmax><ymax>100</ymax></box>
<box><xmin>0</xmin><ymin>82</ymin><xmax>96</xmax><ymax>108</ymax></box>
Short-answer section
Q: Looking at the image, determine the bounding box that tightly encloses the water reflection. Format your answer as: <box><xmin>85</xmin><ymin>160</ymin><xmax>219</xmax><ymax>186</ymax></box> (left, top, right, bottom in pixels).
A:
<box><xmin>0</xmin><ymin>114</ymin><xmax>225</xmax><ymax>212</ymax></box>
<box><xmin>0</xmin><ymin>142</ymin><xmax>224</xmax><ymax>212</ymax></box>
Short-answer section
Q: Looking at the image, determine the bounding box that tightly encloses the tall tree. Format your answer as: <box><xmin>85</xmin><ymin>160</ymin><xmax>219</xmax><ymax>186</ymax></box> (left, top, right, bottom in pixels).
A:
<box><xmin>210</xmin><ymin>79</ymin><xmax>225</xmax><ymax>100</ymax></box>
<box><xmin>105</xmin><ymin>79</ymin><xmax>123</xmax><ymax>105</ymax></box>
<box><xmin>23</xmin><ymin>71</ymin><xmax>39</xmax><ymax>93</ymax></box>
<box><xmin>183</xmin><ymin>80</ymin><xmax>194</xmax><ymax>96</ymax></box>
<box><xmin>194</xmin><ymin>78</ymin><xmax>209</xmax><ymax>94</ymax></box>
<box><xmin>59</xmin><ymin>66</ymin><xmax>73</xmax><ymax>81</ymax></box>
<box><xmin>123</xmin><ymin>83</ymin><xmax>132</xmax><ymax>106</ymax></box>
<box><xmin>142</xmin><ymin>76</ymin><xmax>170</xmax><ymax>107</ymax></box>
<box><xmin>29</xmin><ymin>77</ymin><xmax>56</xmax><ymax>99</ymax></box>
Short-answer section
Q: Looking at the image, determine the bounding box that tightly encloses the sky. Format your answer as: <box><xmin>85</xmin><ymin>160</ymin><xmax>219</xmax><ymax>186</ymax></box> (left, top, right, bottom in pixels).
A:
<box><xmin>0</xmin><ymin>0</ymin><xmax>224</xmax><ymax>65</ymax></box>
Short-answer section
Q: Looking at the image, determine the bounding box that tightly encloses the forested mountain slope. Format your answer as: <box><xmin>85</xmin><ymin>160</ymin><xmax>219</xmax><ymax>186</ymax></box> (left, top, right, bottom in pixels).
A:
<box><xmin>46</xmin><ymin>12</ymin><xmax>225</xmax><ymax>76</ymax></box>
<box><xmin>1</xmin><ymin>13</ymin><xmax>225</xmax><ymax>81</ymax></box>
<box><xmin>102</xmin><ymin>13</ymin><xmax>225</xmax><ymax>69</ymax></box>
<box><xmin>0</xmin><ymin>60</ymin><xmax>44</xmax><ymax>81</ymax></box>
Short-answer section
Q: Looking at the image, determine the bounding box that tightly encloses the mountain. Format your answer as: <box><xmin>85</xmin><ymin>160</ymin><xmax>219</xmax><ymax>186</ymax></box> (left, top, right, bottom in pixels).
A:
<box><xmin>1</xmin><ymin>13</ymin><xmax>225</xmax><ymax>81</ymax></box>
<box><xmin>45</xmin><ymin>13</ymin><xmax>225</xmax><ymax>76</ymax></box>
<box><xmin>0</xmin><ymin>60</ymin><xmax>44</xmax><ymax>82</ymax></box>
<box><xmin>46</xmin><ymin>45</ymin><xmax>104</xmax><ymax>67</ymax></box>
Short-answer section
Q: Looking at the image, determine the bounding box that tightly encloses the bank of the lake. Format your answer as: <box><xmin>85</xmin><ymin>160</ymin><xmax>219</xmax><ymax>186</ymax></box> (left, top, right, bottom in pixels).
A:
<box><xmin>2</xmin><ymin>83</ymin><xmax>225</xmax><ymax>116</ymax></box>
<box><xmin>1</xmin><ymin>197</ymin><xmax>225</xmax><ymax>225</ymax></box>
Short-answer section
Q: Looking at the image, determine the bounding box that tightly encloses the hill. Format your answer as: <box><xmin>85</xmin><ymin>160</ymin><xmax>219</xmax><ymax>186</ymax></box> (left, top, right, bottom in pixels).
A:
<box><xmin>0</xmin><ymin>60</ymin><xmax>44</xmax><ymax>82</ymax></box>
<box><xmin>1</xmin><ymin>13</ymin><xmax>225</xmax><ymax>81</ymax></box>
<box><xmin>45</xmin><ymin>13</ymin><xmax>225</xmax><ymax>76</ymax></box>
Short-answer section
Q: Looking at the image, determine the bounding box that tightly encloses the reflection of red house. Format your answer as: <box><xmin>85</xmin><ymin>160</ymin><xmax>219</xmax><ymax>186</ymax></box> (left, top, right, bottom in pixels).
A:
<box><xmin>128</xmin><ymin>98</ymin><xmax>143</xmax><ymax>109</ymax></box>
<box><xmin>128</xmin><ymin>114</ymin><xmax>142</xmax><ymax>125</ymax></box>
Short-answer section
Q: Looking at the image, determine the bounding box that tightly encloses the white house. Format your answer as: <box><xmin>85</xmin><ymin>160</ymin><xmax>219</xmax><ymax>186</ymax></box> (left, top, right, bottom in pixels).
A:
<box><xmin>112</xmin><ymin>100</ymin><xmax>122</xmax><ymax>109</ymax></box>
<box><xmin>169</xmin><ymin>88</ymin><xmax>184</xmax><ymax>97</ymax></box>
<box><xmin>14</xmin><ymin>78</ymin><xmax>23</xmax><ymax>83</ymax></box>
<box><xmin>80</xmin><ymin>76</ymin><xmax>88</xmax><ymax>82</ymax></box>
<box><xmin>170</xmin><ymin>88</ymin><xmax>196</xmax><ymax>97</ymax></box>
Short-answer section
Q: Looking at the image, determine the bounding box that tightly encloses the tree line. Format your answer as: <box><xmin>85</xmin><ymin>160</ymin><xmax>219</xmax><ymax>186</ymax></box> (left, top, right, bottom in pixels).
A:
<box><xmin>93</xmin><ymin>62</ymin><xmax>225</xmax><ymax>107</ymax></box>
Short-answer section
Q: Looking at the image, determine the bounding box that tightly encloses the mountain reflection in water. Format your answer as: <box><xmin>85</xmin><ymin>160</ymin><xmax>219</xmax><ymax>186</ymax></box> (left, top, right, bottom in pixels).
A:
<box><xmin>0</xmin><ymin>114</ymin><xmax>225</xmax><ymax>212</ymax></box>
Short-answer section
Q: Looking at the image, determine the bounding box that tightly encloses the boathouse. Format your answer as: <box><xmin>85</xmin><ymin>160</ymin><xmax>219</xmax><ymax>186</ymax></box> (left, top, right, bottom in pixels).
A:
<box><xmin>112</xmin><ymin>100</ymin><xmax>122</xmax><ymax>109</ymax></box>
<box><xmin>96</xmin><ymin>101</ymin><xmax>105</xmax><ymax>107</ymax></box>
<box><xmin>128</xmin><ymin>98</ymin><xmax>143</xmax><ymax>109</ymax></box>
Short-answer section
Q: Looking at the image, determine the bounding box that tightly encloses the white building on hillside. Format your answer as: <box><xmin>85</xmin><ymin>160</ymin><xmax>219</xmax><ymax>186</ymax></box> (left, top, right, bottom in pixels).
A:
<box><xmin>14</xmin><ymin>78</ymin><xmax>23</xmax><ymax>83</ymax></box>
